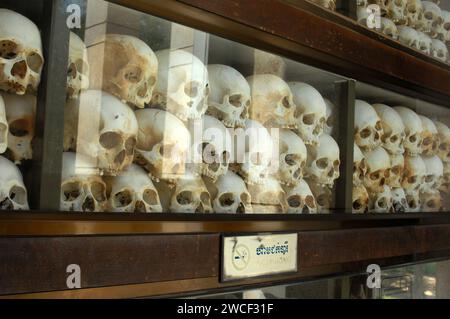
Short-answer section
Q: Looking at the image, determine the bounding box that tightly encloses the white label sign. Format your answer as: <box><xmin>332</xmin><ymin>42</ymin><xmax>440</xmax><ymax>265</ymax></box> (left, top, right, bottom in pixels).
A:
<box><xmin>222</xmin><ymin>233</ymin><xmax>298</xmax><ymax>281</ymax></box>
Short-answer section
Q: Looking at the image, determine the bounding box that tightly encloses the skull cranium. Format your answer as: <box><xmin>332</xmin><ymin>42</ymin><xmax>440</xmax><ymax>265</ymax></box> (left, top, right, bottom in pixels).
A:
<box><xmin>0</xmin><ymin>154</ymin><xmax>29</xmax><ymax>210</ymax></box>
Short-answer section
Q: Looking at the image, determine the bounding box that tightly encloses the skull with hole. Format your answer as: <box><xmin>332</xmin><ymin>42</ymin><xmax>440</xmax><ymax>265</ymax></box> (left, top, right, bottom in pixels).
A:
<box><xmin>421</xmin><ymin>154</ymin><xmax>443</xmax><ymax>193</ymax></box>
<box><xmin>369</xmin><ymin>185</ymin><xmax>393</xmax><ymax>213</ymax></box>
<box><xmin>352</xmin><ymin>184</ymin><xmax>369</xmax><ymax>214</ymax></box>
<box><xmin>247</xmin><ymin>176</ymin><xmax>288</xmax><ymax>214</ymax></box>
<box><xmin>420</xmin><ymin>190</ymin><xmax>442</xmax><ymax>212</ymax></box>
<box><xmin>310</xmin><ymin>0</ymin><xmax>336</xmax><ymax>10</ymax></box>
<box><xmin>0</xmin><ymin>9</ymin><xmax>43</xmax><ymax>95</ymax></box>
<box><xmin>354</xmin><ymin>143</ymin><xmax>367</xmax><ymax>186</ymax></box>
<box><xmin>434</xmin><ymin>121</ymin><xmax>450</xmax><ymax>162</ymax></box>
<box><xmin>405</xmin><ymin>188</ymin><xmax>421</xmax><ymax>212</ymax></box>
<box><xmin>431</xmin><ymin>39</ymin><xmax>449</xmax><ymax>62</ymax></box>
<box><xmin>206</xmin><ymin>64</ymin><xmax>250</xmax><ymax>128</ymax></box>
<box><xmin>419</xmin><ymin>115</ymin><xmax>439</xmax><ymax>155</ymax></box>
<box><xmin>378</xmin><ymin>17</ymin><xmax>399</xmax><ymax>39</ymax></box>
<box><xmin>63</xmin><ymin>90</ymin><xmax>138</xmax><ymax>176</ymax></box>
<box><xmin>355</xmin><ymin>100</ymin><xmax>383</xmax><ymax>151</ymax></box>
<box><xmin>0</xmin><ymin>94</ymin><xmax>7</xmax><ymax>154</ymax></box>
<box><xmin>324</xmin><ymin>98</ymin><xmax>338</xmax><ymax>137</ymax></box>
<box><xmin>307</xmin><ymin>179</ymin><xmax>334</xmax><ymax>213</ymax></box>
<box><xmin>2</xmin><ymin>93</ymin><xmax>35</xmax><ymax>164</ymax></box>
<box><xmin>276</xmin><ymin>129</ymin><xmax>307</xmax><ymax>186</ymax></box>
<box><xmin>231</xmin><ymin>119</ymin><xmax>274</xmax><ymax>185</ymax></box>
<box><xmin>398</xmin><ymin>26</ymin><xmax>420</xmax><ymax>49</ymax></box>
<box><xmin>203</xmin><ymin>171</ymin><xmax>252</xmax><ymax>214</ymax></box>
<box><xmin>393</xmin><ymin>106</ymin><xmax>423</xmax><ymax>156</ymax></box>
<box><xmin>60</xmin><ymin>152</ymin><xmax>107</xmax><ymax>212</ymax></box>
<box><xmin>421</xmin><ymin>1</ymin><xmax>443</xmax><ymax>35</ymax></box>
<box><xmin>283</xmin><ymin>179</ymin><xmax>317</xmax><ymax>214</ymax></box>
<box><xmin>104</xmin><ymin>164</ymin><xmax>162</xmax><ymax>213</ymax></box>
<box><xmin>134</xmin><ymin>109</ymin><xmax>190</xmax><ymax>183</ymax></box>
<box><xmin>363</xmin><ymin>146</ymin><xmax>391</xmax><ymax>193</ymax></box>
<box><xmin>387</xmin><ymin>153</ymin><xmax>404</xmax><ymax>188</ymax></box>
<box><xmin>67</xmin><ymin>32</ymin><xmax>89</xmax><ymax>99</ymax></box>
<box><xmin>289</xmin><ymin>82</ymin><xmax>326</xmax><ymax>145</ymax></box>
<box><xmin>190</xmin><ymin>115</ymin><xmax>232</xmax><ymax>181</ymax></box>
<box><xmin>306</xmin><ymin>133</ymin><xmax>340</xmax><ymax>187</ymax></box>
<box><xmin>391</xmin><ymin>187</ymin><xmax>408</xmax><ymax>213</ymax></box>
<box><xmin>247</xmin><ymin>74</ymin><xmax>296</xmax><ymax>129</ymax></box>
<box><xmin>417</xmin><ymin>31</ymin><xmax>433</xmax><ymax>55</ymax></box>
<box><xmin>373</xmin><ymin>103</ymin><xmax>405</xmax><ymax>155</ymax></box>
<box><xmin>402</xmin><ymin>155</ymin><xmax>426</xmax><ymax>191</ymax></box>
<box><xmin>0</xmin><ymin>155</ymin><xmax>29</xmax><ymax>210</ymax></box>
<box><xmin>88</xmin><ymin>34</ymin><xmax>157</xmax><ymax>108</ymax></box>
<box><xmin>439</xmin><ymin>161</ymin><xmax>450</xmax><ymax>193</ymax></box>
<box><xmin>406</xmin><ymin>0</ymin><xmax>424</xmax><ymax>29</ymax></box>
<box><xmin>152</xmin><ymin>49</ymin><xmax>209</xmax><ymax>121</ymax></box>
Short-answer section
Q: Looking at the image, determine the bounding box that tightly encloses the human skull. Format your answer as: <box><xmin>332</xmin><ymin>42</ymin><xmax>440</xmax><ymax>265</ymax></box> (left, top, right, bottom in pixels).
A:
<box><xmin>354</xmin><ymin>143</ymin><xmax>366</xmax><ymax>186</ymax></box>
<box><xmin>421</xmin><ymin>1</ymin><xmax>443</xmax><ymax>35</ymax></box>
<box><xmin>0</xmin><ymin>155</ymin><xmax>29</xmax><ymax>210</ymax></box>
<box><xmin>421</xmin><ymin>154</ymin><xmax>443</xmax><ymax>193</ymax></box>
<box><xmin>369</xmin><ymin>185</ymin><xmax>393</xmax><ymax>213</ymax></box>
<box><xmin>88</xmin><ymin>34</ymin><xmax>158</xmax><ymax>108</ymax></box>
<box><xmin>420</xmin><ymin>190</ymin><xmax>442</xmax><ymax>212</ymax></box>
<box><xmin>310</xmin><ymin>0</ymin><xmax>336</xmax><ymax>10</ymax></box>
<box><xmin>398</xmin><ymin>26</ymin><xmax>420</xmax><ymax>49</ymax></box>
<box><xmin>67</xmin><ymin>32</ymin><xmax>89</xmax><ymax>99</ymax></box>
<box><xmin>206</xmin><ymin>64</ymin><xmax>250</xmax><ymax>128</ymax></box>
<box><xmin>283</xmin><ymin>179</ymin><xmax>317</xmax><ymax>214</ymax></box>
<box><xmin>406</xmin><ymin>0</ymin><xmax>424</xmax><ymax>29</ymax></box>
<box><xmin>276</xmin><ymin>129</ymin><xmax>307</xmax><ymax>186</ymax></box>
<box><xmin>373</xmin><ymin>103</ymin><xmax>405</xmax><ymax>155</ymax></box>
<box><xmin>203</xmin><ymin>171</ymin><xmax>252</xmax><ymax>214</ymax></box>
<box><xmin>402</xmin><ymin>155</ymin><xmax>426</xmax><ymax>190</ymax></box>
<box><xmin>104</xmin><ymin>164</ymin><xmax>162</xmax><ymax>213</ymax></box>
<box><xmin>2</xmin><ymin>93</ymin><xmax>35</xmax><ymax>164</ymax></box>
<box><xmin>0</xmin><ymin>9</ymin><xmax>44</xmax><ymax>95</ymax></box>
<box><xmin>387</xmin><ymin>153</ymin><xmax>404</xmax><ymax>188</ymax></box>
<box><xmin>190</xmin><ymin>115</ymin><xmax>232</xmax><ymax>181</ymax></box>
<box><xmin>431</xmin><ymin>39</ymin><xmax>449</xmax><ymax>62</ymax></box>
<box><xmin>134</xmin><ymin>109</ymin><xmax>190</xmax><ymax>182</ymax></box>
<box><xmin>307</xmin><ymin>179</ymin><xmax>334</xmax><ymax>213</ymax></box>
<box><xmin>353</xmin><ymin>184</ymin><xmax>369</xmax><ymax>214</ymax></box>
<box><xmin>439</xmin><ymin>161</ymin><xmax>450</xmax><ymax>193</ymax></box>
<box><xmin>363</xmin><ymin>146</ymin><xmax>391</xmax><ymax>193</ymax></box>
<box><xmin>0</xmin><ymin>94</ymin><xmax>7</xmax><ymax>154</ymax></box>
<box><xmin>419</xmin><ymin>115</ymin><xmax>439</xmax><ymax>155</ymax></box>
<box><xmin>152</xmin><ymin>49</ymin><xmax>209</xmax><ymax>121</ymax></box>
<box><xmin>247</xmin><ymin>74</ymin><xmax>296</xmax><ymax>129</ymax></box>
<box><xmin>324</xmin><ymin>98</ymin><xmax>337</xmax><ymax>137</ymax></box>
<box><xmin>60</xmin><ymin>152</ymin><xmax>107</xmax><ymax>212</ymax></box>
<box><xmin>393</xmin><ymin>106</ymin><xmax>423</xmax><ymax>156</ymax></box>
<box><xmin>289</xmin><ymin>82</ymin><xmax>326</xmax><ymax>145</ymax></box>
<box><xmin>434</xmin><ymin>121</ymin><xmax>450</xmax><ymax>162</ymax></box>
<box><xmin>305</xmin><ymin>133</ymin><xmax>340</xmax><ymax>187</ymax></box>
<box><xmin>64</xmin><ymin>90</ymin><xmax>138</xmax><ymax>176</ymax></box>
<box><xmin>391</xmin><ymin>187</ymin><xmax>408</xmax><ymax>213</ymax></box>
<box><xmin>405</xmin><ymin>188</ymin><xmax>421</xmax><ymax>212</ymax></box>
<box><xmin>378</xmin><ymin>17</ymin><xmax>399</xmax><ymax>39</ymax></box>
<box><xmin>417</xmin><ymin>31</ymin><xmax>433</xmax><ymax>55</ymax></box>
<box><xmin>385</xmin><ymin>0</ymin><xmax>407</xmax><ymax>24</ymax></box>
<box><xmin>355</xmin><ymin>100</ymin><xmax>383</xmax><ymax>151</ymax></box>
<box><xmin>247</xmin><ymin>176</ymin><xmax>288</xmax><ymax>214</ymax></box>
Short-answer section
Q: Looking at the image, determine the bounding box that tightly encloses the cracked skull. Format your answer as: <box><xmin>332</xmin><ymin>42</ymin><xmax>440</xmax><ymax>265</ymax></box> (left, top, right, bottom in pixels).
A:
<box><xmin>0</xmin><ymin>154</ymin><xmax>29</xmax><ymax>210</ymax></box>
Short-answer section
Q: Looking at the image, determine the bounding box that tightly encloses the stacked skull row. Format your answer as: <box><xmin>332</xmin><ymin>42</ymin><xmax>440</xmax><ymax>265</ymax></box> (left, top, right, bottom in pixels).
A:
<box><xmin>353</xmin><ymin>100</ymin><xmax>450</xmax><ymax>213</ymax></box>
<box><xmin>356</xmin><ymin>1</ymin><xmax>450</xmax><ymax>63</ymax></box>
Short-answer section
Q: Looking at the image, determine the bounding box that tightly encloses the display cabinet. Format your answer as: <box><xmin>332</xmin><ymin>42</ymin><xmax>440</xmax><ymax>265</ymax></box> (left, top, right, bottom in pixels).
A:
<box><xmin>1</xmin><ymin>0</ymin><xmax>450</xmax><ymax>298</ymax></box>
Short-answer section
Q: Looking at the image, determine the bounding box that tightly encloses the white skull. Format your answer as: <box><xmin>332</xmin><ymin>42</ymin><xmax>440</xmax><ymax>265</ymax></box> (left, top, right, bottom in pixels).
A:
<box><xmin>64</xmin><ymin>90</ymin><xmax>138</xmax><ymax>176</ymax></box>
<box><xmin>421</xmin><ymin>154</ymin><xmax>443</xmax><ymax>193</ymax></box>
<box><xmin>67</xmin><ymin>32</ymin><xmax>89</xmax><ymax>99</ymax></box>
<box><xmin>393</xmin><ymin>106</ymin><xmax>423</xmax><ymax>156</ymax></box>
<box><xmin>0</xmin><ymin>9</ymin><xmax>43</xmax><ymax>95</ymax></box>
<box><xmin>442</xmin><ymin>10</ymin><xmax>450</xmax><ymax>43</ymax></box>
<box><xmin>420</xmin><ymin>190</ymin><xmax>442</xmax><ymax>212</ymax></box>
<box><xmin>247</xmin><ymin>176</ymin><xmax>288</xmax><ymax>214</ymax></box>
<box><xmin>353</xmin><ymin>184</ymin><xmax>369</xmax><ymax>214</ymax></box>
<box><xmin>355</xmin><ymin>100</ymin><xmax>383</xmax><ymax>151</ymax></box>
<box><xmin>417</xmin><ymin>31</ymin><xmax>433</xmax><ymax>55</ymax></box>
<box><xmin>104</xmin><ymin>164</ymin><xmax>162</xmax><ymax>213</ymax></box>
<box><xmin>152</xmin><ymin>49</ymin><xmax>209</xmax><ymax>121</ymax></box>
<box><xmin>324</xmin><ymin>98</ymin><xmax>337</xmax><ymax>136</ymax></box>
<box><xmin>406</xmin><ymin>0</ymin><xmax>424</xmax><ymax>29</ymax></box>
<box><xmin>310</xmin><ymin>0</ymin><xmax>336</xmax><ymax>10</ymax></box>
<box><xmin>60</xmin><ymin>152</ymin><xmax>107</xmax><ymax>212</ymax></box>
<box><xmin>421</xmin><ymin>1</ymin><xmax>443</xmax><ymax>35</ymax></box>
<box><xmin>363</xmin><ymin>146</ymin><xmax>391</xmax><ymax>193</ymax></box>
<box><xmin>385</xmin><ymin>0</ymin><xmax>407</xmax><ymax>24</ymax></box>
<box><xmin>439</xmin><ymin>161</ymin><xmax>450</xmax><ymax>193</ymax></box>
<box><xmin>0</xmin><ymin>154</ymin><xmax>29</xmax><ymax>210</ymax></box>
<box><xmin>289</xmin><ymin>82</ymin><xmax>326</xmax><ymax>145</ymax></box>
<box><xmin>204</xmin><ymin>171</ymin><xmax>252</xmax><ymax>214</ymax></box>
<box><xmin>206</xmin><ymin>64</ymin><xmax>250</xmax><ymax>128</ymax></box>
<box><xmin>283</xmin><ymin>179</ymin><xmax>317</xmax><ymax>214</ymax></box>
<box><xmin>387</xmin><ymin>153</ymin><xmax>404</xmax><ymax>188</ymax></box>
<box><xmin>307</xmin><ymin>179</ymin><xmax>334</xmax><ymax>213</ymax></box>
<box><xmin>419</xmin><ymin>115</ymin><xmax>439</xmax><ymax>156</ymax></box>
<box><xmin>431</xmin><ymin>39</ymin><xmax>449</xmax><ymax>62</ymax></box>
<box><xmin>88</xmin><ymin>34</ymin><xmax>158</xmax><ymax>108</ymax></box>
<box><xmin>391</xmin><ymin>187</ymin><xmax>408</xmax><ymax>213</ymax></box>
<box><xmin>357</xmin><ymin>6</ymin><xmax>371</xmax><ymax>26</ymax></box>
<box><xmin>405</xmin><ymin>188</ymin><xmax>421</xmax><ymax>212</ymax></box>
<box><xmin>398</xmin><ymin>26</ymin><xmax>420</xmax><ymax>48</ymax></box>
<box><xmin>0</xmin><ymin>94</ymin><xmax>7</xmax><ymax>154</ymax></box>
<box><xmin>435</xmin><ymin>121</ymin><xmax>450</xmax><ymax>162</ymax></box>
<box><xmin>306</xmin><ymin>133</ymin><xmax>340</xmax><ymax>187</ymax></box>
<box><xmin>402</xmin><ymin>155</ymin><xmax>426</xmax><ymax>190</ymax></box>
<box><xmin>373</xmin><ymin>103</ymin><xmax>405</xmax><ymax>155</ymax></box>
<box><xmin>1</xmin><ymin>93</ymin><xmax>35</xmax><ymax>164</ymax></box>
<box><xmin>134</xmin><ymin>109</ymin><xmax>190</xmax><ymax>182</ymax></box>
<box><xmin>378</xmin><ymin>17</ymin><xmax>399</xmax><ymax>39</ymax></box>
<box><xmin>354</xmin><ymin>143</ymin><xmax>367</xmax><ymax>186</ymax></box>
<box><xmin>277</xmin><ymin>129</ymin><xmax>307</xmax><ymax>186</ymax></box>
<box><xmin>247</xmin><ymin>74</ymin><xmax>296</xmax><ymax>129</ymax></box>
<box><xmin>190</xmin><ymin>115</ymin><xmax>232</xmax><ymax>181</ymax></box>
<box><xmin>369</xmin><ymin>185</ymin><xmax>393</xmax><ymax>213</ymax></box>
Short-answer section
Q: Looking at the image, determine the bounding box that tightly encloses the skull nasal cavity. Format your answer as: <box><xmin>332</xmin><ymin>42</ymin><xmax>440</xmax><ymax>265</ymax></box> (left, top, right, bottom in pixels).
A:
<box><xmin>100</xmin><ymin>132</ymin><xmax>122</xmax><ymax>149</ymax></box>
<box><xmin>11</xmin><ymin>60</ymin><xmax>28</xmax><ymax>79</ymax></box>
<box><xmin>9</xmin><ymin>119</ymin><xmax>29</xmax><ymax>137</ymax></box>
<box><xmin>229</xmin><ymin>94</ymin><xmax>242</xmax><ymax>107</ymax></box>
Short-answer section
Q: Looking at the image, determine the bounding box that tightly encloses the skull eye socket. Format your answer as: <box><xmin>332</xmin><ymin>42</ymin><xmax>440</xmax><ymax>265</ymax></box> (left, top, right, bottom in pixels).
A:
<box><xmin>90</xmin><ymin>182</ymin><xmax>106</xmax><ymax>202</ymax></box>
<box><xmin>316</xmin><ymin>158</ymin><xmax>329</xmax><ymax>169</ymax></box>
<box><xmin>143</xmin><ymin>189</ymin><xmax>159</xmax><ymax>206</ymax></box>
<box><xmin>184</xmin><ymin>81</ymin><xmax>199</xmax><ymax>98</ymax></box>
<box><xmin>0</xmin><ymin>40</ymin><xmax>18</xmax><ymax>59</ymax></box>
<box><xmin>200</xmin><ymin>192</ymin><xmax>210</xmax><ymax>205</ymax></box>
<box><xmin>284</xmin><ymin>154</ymin><xmax>298</xmax><ymax>166</ymax></box>
<box><xmin>62</xmin><ymin>182</ymin><xmax>82</xmax><ymax>202</ymax></box>
<box><xmin>282</xmin><ymin>96</ymin><xmax>291</xmax><ymax>108</ymax></box>
<box><xmin>423</xmin><ymin>137</ymin><xmax>432</xmax><ymax>146</ymax></box>
<box><xmin>113</xmin><ymin>190</ymin><xmax>132</xmax><ymax>208</ymax></box>
<box><xmin>100</xmin><ymin>132</ymin><xmax>122</xmax><ymax>149</ymax></box>
<box><xmin>8</xmin><ymin>185</ymin><xmax>27</xmax><ymax>205</ymax></box>
<box><xmin>407</xmin><ymin>5</ymin><xmax>416</xmax><ymax>13</ymax></box>
<box><xmin>305</xmin><ymin>195</ymin><xmax>315</xmax><ymax>208</ymax></box>
<box><xmin>360</xmin><ymin>128</ymin><xmax>371</xmax><ymax>138</ymax></box>
<box><xmin>425</xmin><ymin>11</ymin><xmax>434</xmax><ymax>20</ymax></box>
<box><xmin>229</xmin><ymin>94</ymin><xmax>242</xmax><ymax>107</ymax></box>
<box><xmin>425</xmin><ymin>175</ymin><xmax>434</xmax><ymax>183</ymax></box>
<box><xmin>123</xmin><ymin>66</ymin><xmax>143</xmax><ymax>83</ymax></box>
<box><xmin>353</xmin><ymin>200</ymin><xmax>362</xmax><ymax>211</ymax></box>
<box><xmin>408</xmin><ymin>175</ymin><xmax>417</xmax><ymax>184</ymax></box>
<box><xmin>177</xmin><ymin>191</ymin><xmax>193</xmax><ymax>205</ymax></box>
<box><xmin>409</xmin><ymin>135</ymin><xmax>418</xmax><ymax>143</ymax></box>
<box><xmin>333</xmin><ymin>159</ymin><xmax>340</xmax><ymax>168</ymax></box>
<box><xmin>391</xmin><ymin>165</ymin><xmax>401</xmax><ymax>175</ymax></box>
<box><xmin>390</xmin><ymin>135</ymin><xmax>399</xmax><ymax>143</ymax></box>
<box><xmin>219</xmin><ymin>193</ymin><xmax>235</xmax><ymax>207</ymax></box>
<box><xmin>370</xmin><ymin>171</ymin><xmax>380</xmax><ymax>181</ymax></box>
<box><xmin>444</xmin><ymin>22</ymin><xmax>450</xmax><ymax>31</ymax></box>
<box><xmin>316</xmin><ymin>194</ymin><xmax>328</xmax><ymax>207</ymax></box>
<box><xmin>302</xmin><ymin>114</ymin><xmax>315</xmax><ymax>125</ymax></box>
<box><xmin>9</xmin><ymin>119</ymin><xmax>30</xmax><ymax>137</ymax></box>
<box><xmin>287</xmin><ymin>195</ymin><xmax>301</xmax><ymax>208</ymax></box>
<box><xmin>26</xmin><ymin>52</ymin><xmax>43</xmax><ymax>73</ymax></box>
<box><xmin>240</xmin><ymin>192</ymin><xmax>250</xmax><ymax>204</ymax></box>
<box><xmin>74</xmin><ymin>59</ymin><xmax>89</xmax><ymax>75</ymax></box>
<box><xmin>440</xmin><ymin>143</ymin><xmax>448</xmax><ymax>151</ymax></box>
